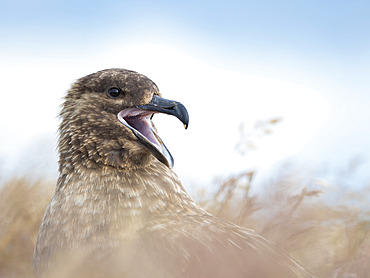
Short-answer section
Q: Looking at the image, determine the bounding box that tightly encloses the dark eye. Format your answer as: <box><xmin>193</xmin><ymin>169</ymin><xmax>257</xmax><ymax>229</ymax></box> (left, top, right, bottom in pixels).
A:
<box><xmin>107</xmin><ymin>87</ymin><xmax>121</xmax><ymax>98</ymax></box>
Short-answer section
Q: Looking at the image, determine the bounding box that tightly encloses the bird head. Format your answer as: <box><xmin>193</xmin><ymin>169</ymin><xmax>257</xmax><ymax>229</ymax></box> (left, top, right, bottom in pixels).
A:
<box><xmin>58</xmin><ymin>68</ymin><xmax>188</xmax><ymax>172</ymax></box>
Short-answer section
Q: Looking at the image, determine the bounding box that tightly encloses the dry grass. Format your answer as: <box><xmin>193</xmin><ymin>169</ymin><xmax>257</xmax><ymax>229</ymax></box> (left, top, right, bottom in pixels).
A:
<box><xmin>0</xmin><ymin>170</ymin><xmax>369</xmax><ymax>278</ymax></box>
<box><xmin>1</xmin><ymin>118</ymin><xmax>369</xmax><ymax>277</ymax></box>
<box><xmin>197</xmin><ymin>168</ymin><xmax>370</xmax><ymax>278</ymax></box>
<box><xmin>0</xmin><ymin>178</ymin><xmax>54</xmax><ymax>278</ymax></box>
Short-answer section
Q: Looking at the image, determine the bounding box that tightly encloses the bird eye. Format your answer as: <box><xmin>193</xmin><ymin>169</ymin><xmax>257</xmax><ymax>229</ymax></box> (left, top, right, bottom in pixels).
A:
<box><xmin>107</xmin><ymin>87</ymin><xmax>121</xmax><ymax>98</ymax></box>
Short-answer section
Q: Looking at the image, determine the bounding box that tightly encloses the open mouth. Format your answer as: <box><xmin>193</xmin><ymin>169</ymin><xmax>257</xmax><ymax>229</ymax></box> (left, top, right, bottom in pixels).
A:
<box><xmin>117</xmin><ymin>95</ymin><xmax>188</xmax><ymax>168</ymax></box>
<box><xmin>117</xmin><ymin>108</ymin><xmax>174</xmax><ymax>168</ymax></box>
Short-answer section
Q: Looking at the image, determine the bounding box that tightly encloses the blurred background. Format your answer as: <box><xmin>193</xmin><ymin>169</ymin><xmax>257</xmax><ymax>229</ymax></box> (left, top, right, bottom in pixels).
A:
<box><xmin>0</xmin><ymin>1</ymin><xmax>369</xmax><ymax>277</ymax></box>
<box><xmin>1</xmin><ymin>1</ymin><xmax>370</xmax><ymax>190</ymax></box>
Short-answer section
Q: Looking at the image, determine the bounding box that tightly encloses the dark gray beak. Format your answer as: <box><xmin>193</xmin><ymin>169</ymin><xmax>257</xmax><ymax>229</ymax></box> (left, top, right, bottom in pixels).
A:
<box><xmin>136</xmin><ymin>95</ymin><xmax>189</xmax><ymax>129</ymax></box>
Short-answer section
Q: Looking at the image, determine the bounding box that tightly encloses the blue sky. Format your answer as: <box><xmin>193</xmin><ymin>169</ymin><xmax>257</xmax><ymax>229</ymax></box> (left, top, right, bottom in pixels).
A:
<box><xmin>1</xmin><ymin>1</ymin><xmax>369</xmax><ymax>190</ymax></box>
<box><xmin>3</xmin><ymin>1</ymin><xmax>370</xmax><ymax>59</ymax></box>
<box><xmin>2</xmin><ymin>1</ymin><xmax>370</xmax><ymax>101</ymax></box>
<box><xmin>3</xmin><ymin>0</ymin><xmax>370</xmax><ymax>80</ymax></box>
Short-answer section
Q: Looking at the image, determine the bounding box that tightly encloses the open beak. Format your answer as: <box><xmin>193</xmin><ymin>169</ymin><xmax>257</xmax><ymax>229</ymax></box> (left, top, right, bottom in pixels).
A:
<box><xmin>117</xmin><ymin>95</ymin><xmax>189</xmax><ymax>168</ymax></box>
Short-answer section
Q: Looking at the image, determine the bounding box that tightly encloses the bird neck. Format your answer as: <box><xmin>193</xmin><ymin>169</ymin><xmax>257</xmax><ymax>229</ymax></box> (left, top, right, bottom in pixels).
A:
<box><xmin>55</xmin><ymin>160</ymin><xmax>202</xmax><ymax>223</ymax></box>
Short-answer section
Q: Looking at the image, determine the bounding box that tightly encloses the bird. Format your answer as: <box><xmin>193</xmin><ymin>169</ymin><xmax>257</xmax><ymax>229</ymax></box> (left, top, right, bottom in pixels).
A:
<box><xmin>34</xmin><ymin>68</ymin><xmax>316</xmax><ymax>278</ymax></box>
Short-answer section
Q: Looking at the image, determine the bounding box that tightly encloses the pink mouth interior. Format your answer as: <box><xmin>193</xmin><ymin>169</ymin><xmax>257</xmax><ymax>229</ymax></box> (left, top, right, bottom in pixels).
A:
<box><xmin>124</xmin><ymin>115</ymin><xmax>160</xmax><ymax>147</ymax></box>
<box><xmin>118</xmin><ymin>108</ymin><xmax>161</xmax><ymax>148</ymax></box>
<box><xmin>117</xmin><ymin>107</ymin><xmax>174</xmax><ymax>168</ymax></box>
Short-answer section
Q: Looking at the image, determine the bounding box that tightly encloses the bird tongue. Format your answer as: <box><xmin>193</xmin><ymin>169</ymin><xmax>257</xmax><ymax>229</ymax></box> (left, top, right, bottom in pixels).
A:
<box><xmin>124</xmin><ymin>115</ymin><xmax>160</xmax><ymax>147</ymax></box>
<box><xmin>117</xmin><ymin>108</ymin><xmax>174</xmax><ymax>168</ymax></box>
<box><xmin>117</xmin><ymin>108</ymin><xmax>161</xmax><ymax>147</ymax></box>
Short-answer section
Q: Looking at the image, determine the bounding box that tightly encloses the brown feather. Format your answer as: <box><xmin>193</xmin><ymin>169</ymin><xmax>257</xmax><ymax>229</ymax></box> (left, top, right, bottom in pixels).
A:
<box><xmin>34</xmin><ymin>68</ymin><xmax>316</xmax><ymax>278</ymax></box>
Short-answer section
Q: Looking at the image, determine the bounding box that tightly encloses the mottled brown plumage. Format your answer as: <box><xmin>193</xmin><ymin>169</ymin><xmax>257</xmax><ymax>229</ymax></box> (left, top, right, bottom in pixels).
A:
<box><xmin>34</xmin><ymin>69</ymin><xmax>316</xmax><ymax>277</ymax></box>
